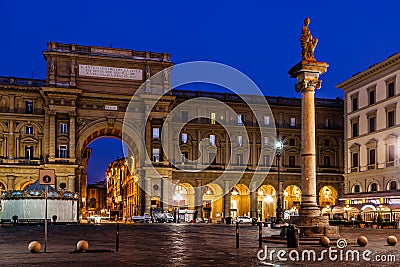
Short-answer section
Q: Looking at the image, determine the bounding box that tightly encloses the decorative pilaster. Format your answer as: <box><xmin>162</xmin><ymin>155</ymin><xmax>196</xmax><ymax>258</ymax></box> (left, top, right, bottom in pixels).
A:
<box><xmin>8</xmin><ymin>120</ymin><xmax>15</xmax><ymax>158</ymax></box>
<box><xmin>7</xmin><ymin>175</ymin><xmax>16</xmax><ymax>190</ymax></box>
<box><xmin>49</xmin><ymin>111</ymin><xmax>56</xmax><ymax>159</ymax></box>
<box><xmin>69</xmin><ymin>113</ymin><xmax>76</xmax><ymax>160</ymax></box>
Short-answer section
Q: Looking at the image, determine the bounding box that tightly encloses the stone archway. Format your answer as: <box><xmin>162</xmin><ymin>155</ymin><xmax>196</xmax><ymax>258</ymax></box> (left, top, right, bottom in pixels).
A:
<box><xmin>202</xmin><ymin>183</ymin><xmax>223</xmax><ymax>222</ymax></box>
<box><xmin>283</xmin><ymin>185</ymin><xmax>302</xmax><ymax>215</ymax></box>
<box><xmin>257</xmin><ymin>185</ymin><xmax>277</xmax><ymax>221</ymax></box>
<box><xmin>75</xmin><ymin>120</ymin><xmax>143</xmax><ymax>219</ymax></box>
<box><xmin>231</xmin><ymin>184</ymin><xmax>250</xmax><ymax>218</ymax></box>
<box><xmin>319</xmin><ymin>186</ymin><xmax>338</xmax><ymax>208</ymax></box>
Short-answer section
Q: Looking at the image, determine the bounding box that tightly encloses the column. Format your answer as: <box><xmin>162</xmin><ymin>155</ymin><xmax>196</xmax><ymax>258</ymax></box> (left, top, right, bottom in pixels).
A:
<box><xmin>223</xmin><ymin>181</ymin><xmax>231</xmax><ymax>219</ymax></box>
<box><xmin>288</xmin><ymin>60</ymin><xmax>328</xmax><ymax>219</ymax></box>
<box><xmin>223</xmin><ymin>193</ymin><xmax>231</xmax><ymax>219</ymax></box>
<box><xmin>300</xmin><ymin>84</ymin><xmax>319</xmax><ymax>214</ymax></box>
<box><xmin>49</xmin><ymin>111</ymin><xmax>56</xmax><ymax>159</ymax></box>
<box><xmin>250</xmin><ymin>190</ymin><xmax>258</xmax><ymax>219</ymax></box>
<box><xmin>195</xmin><ymin>180</ymin><xmax>203</xmax><ymax>219</ymax></box>
<box><xmin>69</xmin><ymin>113</ymin><xmax>76</xmax><ymax>160</ymax></box>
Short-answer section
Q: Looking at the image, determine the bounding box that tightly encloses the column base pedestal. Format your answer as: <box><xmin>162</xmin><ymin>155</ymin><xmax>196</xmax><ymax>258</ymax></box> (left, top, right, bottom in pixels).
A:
<box><xmin>290</xmin><ymin>204</ymin><xmax>340</xmax><ymax>238</ymax></box>
<box><xmin>290</xmin><ymin>215</ymin><xmax>339</xmax><ymax>238</ymax></box>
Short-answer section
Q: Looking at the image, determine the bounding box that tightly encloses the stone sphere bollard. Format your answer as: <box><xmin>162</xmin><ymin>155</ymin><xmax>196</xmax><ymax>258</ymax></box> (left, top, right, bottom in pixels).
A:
<box><xmin>28</xmin><ymin>241</ymin><xmax>41</xmax><ymax>253</ymax></box>
<box><xmin>357</xmin><ymin>236</ymin><xmax>368</xmax><ymax>247</ymax></box>
<box><xmin>387</xmin><ymin>236</ymin><xmax>397</xmax><ymax>246</ymax></box>
<box><xmin>319</xmin><ymin>236</ymin><xmax>330</xmax><ymax>247</ymax></box>
<box><xmin>76</xmin><ymin>240</ymin><xmax>89</xmax><ymax>252</ymax></box>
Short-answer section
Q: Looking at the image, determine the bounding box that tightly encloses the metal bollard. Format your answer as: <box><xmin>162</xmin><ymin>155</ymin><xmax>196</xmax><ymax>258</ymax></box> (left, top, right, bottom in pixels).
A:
<box><xmin>258</xmin><ymin>222</ymin><xmax>262</xmax><ymax>248</ymax></box>
<box><xmin>236</xmin><ymin>222</ymin><xmax>239</xmax><ymax>248</ymax></box>
<box><xmin>116</xmin><ymin>223</ymin><xmax>120</xmax><ymax>252</ymax></box>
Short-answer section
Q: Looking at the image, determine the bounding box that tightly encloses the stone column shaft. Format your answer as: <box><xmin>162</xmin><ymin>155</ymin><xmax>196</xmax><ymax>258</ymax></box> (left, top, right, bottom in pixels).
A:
<box><xmin>301</xmin><ymin>86</ymin><xmax>318</xmax><ymax>209</ymax></box>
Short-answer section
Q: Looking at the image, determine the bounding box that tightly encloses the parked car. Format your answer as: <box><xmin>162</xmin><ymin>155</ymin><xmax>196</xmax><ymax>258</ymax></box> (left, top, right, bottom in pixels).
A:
<box><xmin>234</xmin><ymin>216</ymin><xmax>252</xmax><ymax>224</ymax></box>
<box><xmin>154</xmin><ymin>213</ymin><xmax>174</xmax><ymax>223</ymax></box>
<box><xmin>131</xmin><ymin>213</ymin><xmax>151</xmax><ymax>223</ymax></box>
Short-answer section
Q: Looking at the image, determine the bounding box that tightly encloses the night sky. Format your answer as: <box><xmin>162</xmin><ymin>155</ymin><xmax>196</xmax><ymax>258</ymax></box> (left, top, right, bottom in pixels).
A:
<box><xmin>2</xmin><ymin>1</ymin><xmax>400</xmax><ymax>183</ymax></box>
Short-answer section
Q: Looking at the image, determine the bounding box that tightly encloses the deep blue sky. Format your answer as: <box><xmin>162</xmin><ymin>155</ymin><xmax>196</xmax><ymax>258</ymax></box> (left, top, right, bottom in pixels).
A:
<box><xmin>2</xmin><ymin>1</ymin><xmax>400</xmax><ymax>183</ymax></box>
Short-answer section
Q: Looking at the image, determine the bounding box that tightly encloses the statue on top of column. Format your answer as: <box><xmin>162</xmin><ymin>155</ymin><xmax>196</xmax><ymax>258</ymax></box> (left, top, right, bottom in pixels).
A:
<box><xmin>300</xmin><ymin>17</ymin><xmax>318</xmax><ymax>61</ymax></box>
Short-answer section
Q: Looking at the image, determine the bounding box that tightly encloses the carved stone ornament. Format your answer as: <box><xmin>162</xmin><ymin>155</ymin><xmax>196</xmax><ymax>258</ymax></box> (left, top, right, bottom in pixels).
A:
<box><xmin>295</xmin><ymin>79</ymin><xmax>322</xmax><ymax>92</ymax></box>
<box><xmin>77</xmin><ymin>118</ymin><xmax>95</xmax><ymax>132</ymax></box>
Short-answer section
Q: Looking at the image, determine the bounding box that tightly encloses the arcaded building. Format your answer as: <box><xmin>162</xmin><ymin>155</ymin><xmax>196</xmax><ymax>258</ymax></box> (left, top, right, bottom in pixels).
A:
<box><xmin>0</xmin><ymin>42</ymin><xmax>343</xmax><ymax>221</ymax></box>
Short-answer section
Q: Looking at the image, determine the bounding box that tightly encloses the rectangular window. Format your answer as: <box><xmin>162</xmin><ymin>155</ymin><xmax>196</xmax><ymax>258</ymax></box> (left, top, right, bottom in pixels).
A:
<box><xmin>325</xmin><ymin>118</ymin><xmax>331</xmax><ymax>129</ymax></box>
<box><xmin>368</xmin><ymin>116</ymin><xmax>376</xmax><ymax>132</ymax></box>
<box><xmin>237</xmin><ymin>114</ymin><xmax>243</xmax><ymax>125</ymax></box>
<box><xmin>352</xmin><ymin>96</ymin><xmax>358</xmax><ymax>112</ymax></box>
<box><xmin>368</xmin><ymin>89</ymin><xmax>376</xmax><ymax>105</ymax></box>
<box><xmin>237</xmin><ymin>154</ymin><xmax>244</xmax><ymax>166</ymax></box>
<box><xmin>264</xmin><ymin>155</ymin><xmax>270</xmax><ymax>166</ymax></box>
<box><xmin>352</xmin><ymin>153</ymin><xmax>359</xmax><ymax>168</ymax></box>
<box><xmin>181</xmin><ymin>133</ymin><xmax>188</xmax><ymax>144</ymax></box>
<box><xmin>182</xmin><ymin>111</ymin><xmax>188</xmax><ymax>122</ymax></box>
<box><xmin>368</xmin><ymin>149</ymin><xmax>376</xmax><ymax>165</ymax></box>
<box><xmin>263</xmin><ymin>137</ymin><xmax>269</xmax><ymax>145</ymax></box>
<box><xmin>210</xmin><ymin>112</ymin><xmax>216</xmax><ymax>124</ymax></box>
<box><xmin>290</xmin><ymin>117</ymin><xmax>296</xmax><ymax>127</ymax></box>
<box><xmin>209</xmin><ymin>153</ymin><xmax>216</xmax><ymax>165</ymax></box>
<box><xmin>388</xmin><ymin>145</ymin><xmax>395</xmax><ymax>162</ymax></box>
<box><xmin>289</xmin><ymin>138</ymin><xmax>295</xmax><ymax>146</ymax></box>
<box><xmin>181</xmin><ymin>152</ymin><xmax>188</xmax><ymax>164</ymax></box>
<box><xmin>59</xmin><ymin>145</ymin><xmax>68</xmax><ymax>158</ymax></box>
<box><xmin>324</xmin><ymin>156</ymin><xmax>331</xmax><ymax>167</ymax></box>
<box><xmin>152</xmin><ymin>128</ymin><xmax>160</xmax><ymax>138</ymax></box>
<box><xmin>388</xmin><ymin>110</ymin><xmax>395</xmax><ymax>127</ymax></box>
<box><xmin>25</xmin><ymin>146</ymin><xmax>33</xmax><ymax>160</ymax></box>
<box><xmin>26</xmin><ymin>126</ymin><xmax>33</xmax><ymax>134</ymax></box>
<box><xmin>25</xmin><ymin>101</ymin><xmax>33</xmax><ymax>114</ymax></box>
<box><xmin>237</xmin><ymin>135</ymin><xmax>243</xmax><ymax>146</ymax></box>
<box><xmin>264</xmin><ymin>116</ymin><xmax>270</xmax><ymax>126</ymax></box>
<box><xmin>152</xmin><ymin>148</ymin><xmax>160</xmax><ymax>162</ymax></box>
<box><xmin>209</xmin><ymin>134</ymin><xmax>216</xmax><ymax>147</ymax></box>
<box><xmin>352</xmin><ymin>122</ymin><xmax>359</xmax><ymax>137</ymax></box>
<box><xmin>60</xmin><ymin>123</ymin><xmax>68</xmax><ymax>134</ymax></box>
<box><xmin>388</xmin><ymin>81</ymin><xmax>395</xmax><ymax>98</ymax></box>
<box><xmin>288</xmin><ymin>156</ymin><xmax>296</xmax><ymax>167</ymax></box>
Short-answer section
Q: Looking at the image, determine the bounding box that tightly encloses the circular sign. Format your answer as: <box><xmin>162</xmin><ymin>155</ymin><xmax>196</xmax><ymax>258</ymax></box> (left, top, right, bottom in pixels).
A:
<box><xmin>42</xmin><ymin>175</ymin><xmax>51</xmax><ymax>184</ymax></box>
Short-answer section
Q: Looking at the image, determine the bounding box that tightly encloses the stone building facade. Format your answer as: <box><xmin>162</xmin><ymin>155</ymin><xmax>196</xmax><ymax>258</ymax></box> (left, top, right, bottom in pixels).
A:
<box><xmin>0</xmin><ymin>42</ymin><xmax>343</xmax><ymax>221</ymax></box>
<box><xmin>337</xmin><ymin>52</ymin><xmax>400</xmax><ymax>222</ymax></box>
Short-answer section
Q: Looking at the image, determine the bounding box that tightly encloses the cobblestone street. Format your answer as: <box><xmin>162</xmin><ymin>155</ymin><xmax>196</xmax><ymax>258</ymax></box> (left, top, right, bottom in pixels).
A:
<box><xmin>0</xmin><ymin>224</ymin><xmax>400</xmax><ymax>266</ymax></box>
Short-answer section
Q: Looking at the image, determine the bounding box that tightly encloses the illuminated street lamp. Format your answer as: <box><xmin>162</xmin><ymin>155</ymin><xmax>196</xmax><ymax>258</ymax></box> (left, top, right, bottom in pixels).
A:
<box><xmin>275</xmin><ymin>140</ymin><xmax>283</xmax><ymax>224</ymax></box>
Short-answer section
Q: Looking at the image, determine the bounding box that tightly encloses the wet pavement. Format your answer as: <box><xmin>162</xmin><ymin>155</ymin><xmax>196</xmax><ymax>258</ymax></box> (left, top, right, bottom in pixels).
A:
<box><xmin>0</xmin><ymin>223</ymin><xmax>399</xmax><ymax>266</ymax></box>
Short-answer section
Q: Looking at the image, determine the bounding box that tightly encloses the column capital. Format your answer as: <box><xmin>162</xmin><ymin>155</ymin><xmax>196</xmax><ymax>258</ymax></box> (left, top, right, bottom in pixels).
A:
<box><xmin>295</xmin><ymin>79</ymin><xmax>322</xmax><ymax>92</ymax></box>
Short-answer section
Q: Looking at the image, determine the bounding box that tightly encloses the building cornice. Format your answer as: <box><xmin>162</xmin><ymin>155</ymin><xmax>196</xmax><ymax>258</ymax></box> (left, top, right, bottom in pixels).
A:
<box><xmin>336</xmin><ymin>52</ymin><xmax>400</xmax><ymax>91</ymax></box>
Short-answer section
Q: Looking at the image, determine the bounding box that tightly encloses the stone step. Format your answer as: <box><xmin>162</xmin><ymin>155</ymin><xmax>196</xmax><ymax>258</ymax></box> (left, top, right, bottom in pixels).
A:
<box><xmin>263</xmin><ymin>235</ymin><xmax>357</xmax><ymax>246</ymax></box>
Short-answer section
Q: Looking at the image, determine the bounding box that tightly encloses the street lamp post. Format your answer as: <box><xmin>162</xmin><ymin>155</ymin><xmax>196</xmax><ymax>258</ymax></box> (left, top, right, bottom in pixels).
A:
<box><xmin>275</xmin><ymin>141</ymin><xmax>283</xmax><ymax>224</ymax></box>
